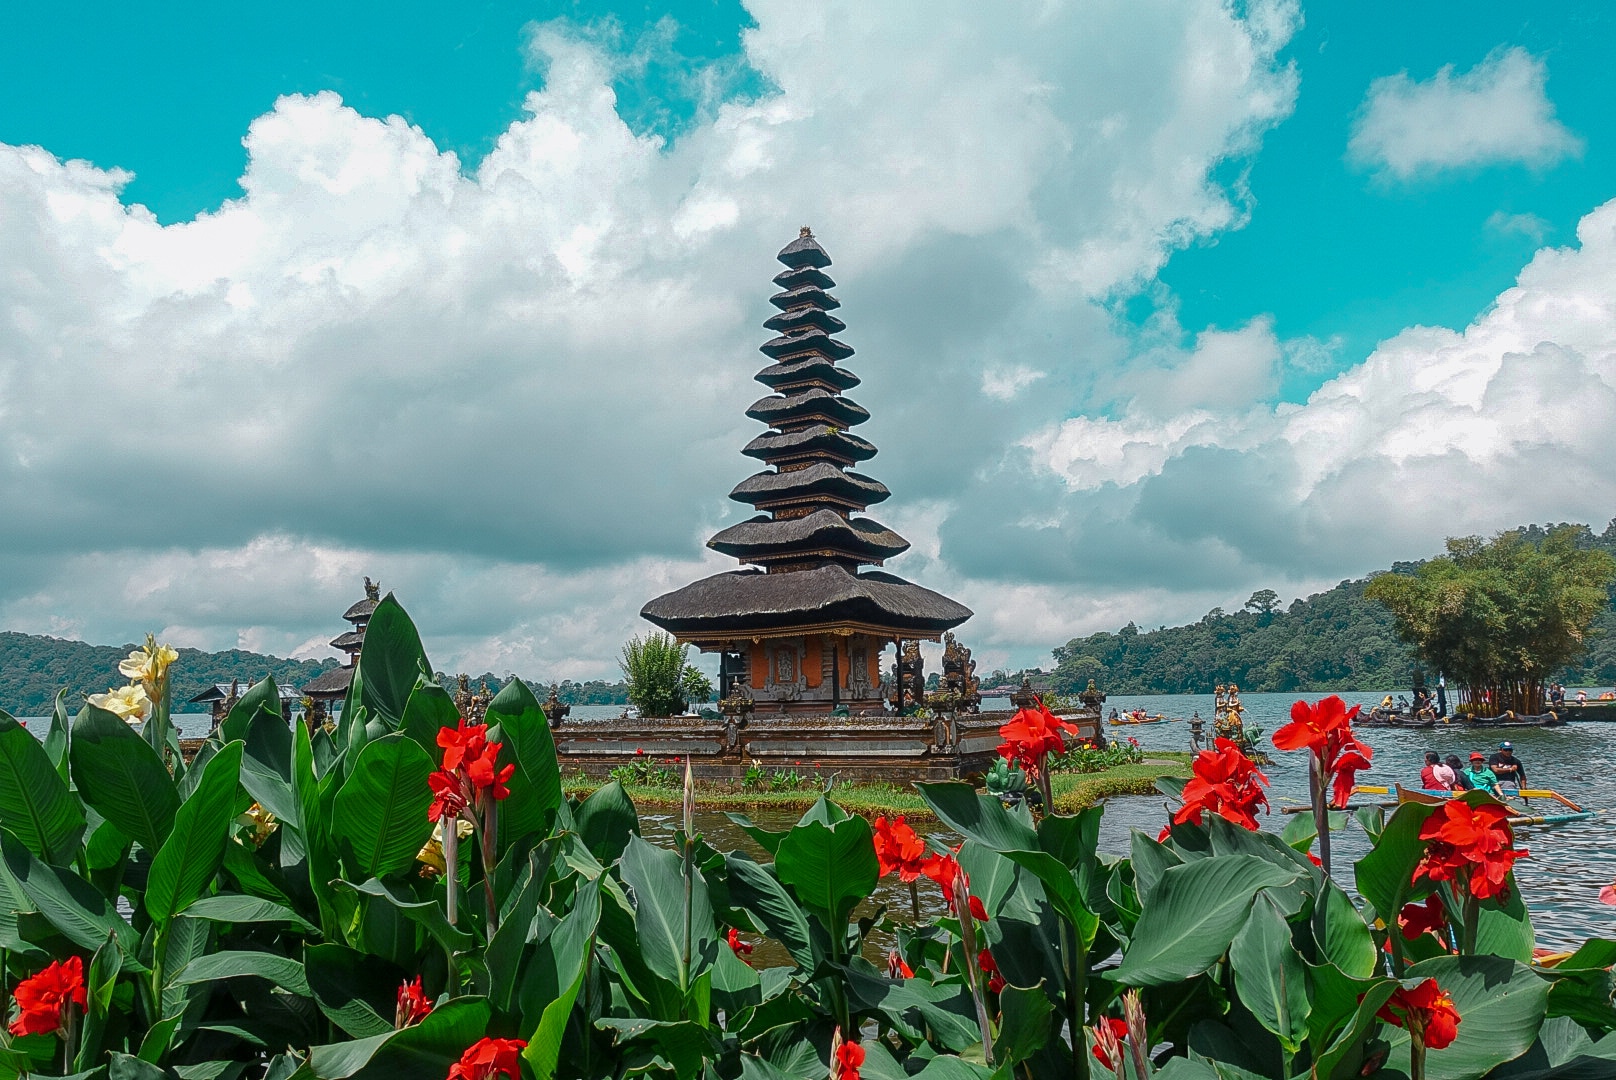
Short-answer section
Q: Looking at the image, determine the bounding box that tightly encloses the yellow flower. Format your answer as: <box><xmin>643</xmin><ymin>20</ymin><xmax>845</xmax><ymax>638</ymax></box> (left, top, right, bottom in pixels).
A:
<box><xmin>234</xmin><ymin>803</ymin><xmax>279</xmax><ymax>848</ymax></box>
<box><xmin>415</xmin><ymin>818</ymin><xmax>474</xmax><ymax>876</ymax></box>
<box><xmin>119</xmin><ymin>635</ymin><xmax>179</xmax><ymax>687</ymax></box>
<box><xmin>89</xmin><ymin>683</ymin><xmax>151</xmax><ymax>723</ymax></box>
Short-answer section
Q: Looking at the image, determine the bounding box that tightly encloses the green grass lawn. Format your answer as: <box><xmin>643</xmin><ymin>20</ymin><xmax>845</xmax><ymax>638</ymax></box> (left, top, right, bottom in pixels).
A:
<box><xmin>563</xmin><ymin>754</ymin><xmax>1191</xmax><ymax>820</ymax></box>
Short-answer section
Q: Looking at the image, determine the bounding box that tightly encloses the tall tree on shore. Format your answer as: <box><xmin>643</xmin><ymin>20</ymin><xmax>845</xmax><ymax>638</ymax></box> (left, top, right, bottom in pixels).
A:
<box><xmin>1365</xmin><ymin>526</ymin><xmax>1616</xmax><ymax>715</ymax></box>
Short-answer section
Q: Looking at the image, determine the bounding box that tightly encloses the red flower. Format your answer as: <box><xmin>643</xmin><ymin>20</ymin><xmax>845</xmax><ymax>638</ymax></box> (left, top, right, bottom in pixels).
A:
<box><xmin>1377</xmin><ymin>978</ymin><xmax>1461</xmax><ymax>1050</ymax></box>
<box><xmin>1414</xmin><ymin>800</ymin><xmax>1529</xmax><ymax>901</ymax></box>
<box><xmin>968</xmin><ymin>894</ymin><xmax>988</xmax><ymax>921</ymax></box>
<box><xmin>1091</xmin><ymin>1016</ymin><xmax>1131</xmax><ymax>1070</ymax></box>
<box><xmin>1306</xmin><ymin>852</ymin><xmax>1323</xmax><ymax>868</ymax></box>
<box><xmin>997</xmin><ymin>699</ymin><xmax>1078</xmax><ymax>775</ymax></box>
<box><xmin>886</xmin><ymin>949</ymin><xmax>913</xmax><ymax>979</ymax></box>
<box><xmin>1272</xmin><ymin>696</ymin><xmax>1374</xmax><ymax>809</ymax></box>
<box><xmin>922</xmin><ymin>852</ymin><xmax>963</xmax><ymax>910</ymax></box>
<box><xmin>427</xmin><ymin>769</ymin><xmax>468</xmax><ymax>823</ymax></box>
<box><xmin>437</xmin><ymin>717</ymin><xmax>488</xmax><ymax>773</ymax></box>
<box><xmin>1399</xmin><ymin>895</ymin><xmax>1447</xmax><ymax>942</ymax></box>
<box><xmin>873</xmin><ymin>815</ymin><xmax>931</xmax><ymax>882</ymax></box>
<box><xmin>1162</xmin><ymin>738</ymin><xmax>1269</xmax><ymax>838</ymax></box>
<box><xmin>395</xmin><ymin>976</ymin><xmax>432</xmax><ymax>1027</ymax></box>
<box><xmin>8</xmin><ymin>956</ymin><xmax>86</xmax><ymax>1036</ymax></box>
<box><xmin>1601</xmin><ymin>883</ymin><xmax>1616</xmax><ymax>906</ymax></box>
<box><xmin>463</xmin><ymin>743</ymin><xmax>515</xmax><ymax>801</ymax></box>
<box><xmin>727</xmin><ymin>927</ymin><xmax>753</xmax><ymax>961</ymax></box>
<box><xmin>447</xmin><ymin>1037</ymin><xmax>527</xmax><ymax>1080</ymax></box>
<box><xmin>977</xmin><ymin>949</ymin><xmax>1006</xmax><ymax>993</ymax></box>
<box><xmin>833</xmin><ymin>1037</ymin><xmax>864</xmax><ymax>1080</ymax></box>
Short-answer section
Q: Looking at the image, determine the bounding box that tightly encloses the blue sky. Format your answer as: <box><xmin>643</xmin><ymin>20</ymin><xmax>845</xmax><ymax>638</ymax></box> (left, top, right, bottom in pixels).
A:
<box><xmin>2</xmin><ymin>1</ymin><xmax>1614</xmax><ymax>677</ymax></box>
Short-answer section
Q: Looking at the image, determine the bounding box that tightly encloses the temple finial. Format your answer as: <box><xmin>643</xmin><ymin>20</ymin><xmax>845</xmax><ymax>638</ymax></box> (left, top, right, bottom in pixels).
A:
<box><xmin>799</xmin><ymin>225</ymin><xmax>812</xmax><ymax>238</ymax></box>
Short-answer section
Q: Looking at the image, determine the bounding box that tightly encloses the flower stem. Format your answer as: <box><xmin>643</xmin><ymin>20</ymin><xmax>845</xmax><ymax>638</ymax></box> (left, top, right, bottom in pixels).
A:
<box><xmin>1311</xmin><ymin>753</ymin><xmax>1332</xmax><ymax>878</ymax></box>
<box><xmin>443</xmin><ymin>823</ymin><xmax>459</xmax><ymax>925</ymax></box>
<box><xmin>481</xmin><ymin>799</ymin><xmax>499</xmax><ymax>934</ymax></box>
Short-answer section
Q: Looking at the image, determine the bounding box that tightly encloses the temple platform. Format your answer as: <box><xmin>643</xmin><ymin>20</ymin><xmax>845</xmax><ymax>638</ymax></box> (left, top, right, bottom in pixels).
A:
<box><xmin>554</xmin><ymin>706</ymin><xmax>1103</xmax><ymax>782</ymax></box>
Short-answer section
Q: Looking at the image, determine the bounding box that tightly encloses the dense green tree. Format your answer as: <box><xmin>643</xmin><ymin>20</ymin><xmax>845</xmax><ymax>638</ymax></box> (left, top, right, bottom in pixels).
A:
<box><xmin>1366</xmin><ymin>525</ymin><xmax>1616</xmax><ymax>714</ymax></box>
<box><xmin>619</xmin><ymin>632</ymin><xmax>691</xmax><ymax>716</ymax></box>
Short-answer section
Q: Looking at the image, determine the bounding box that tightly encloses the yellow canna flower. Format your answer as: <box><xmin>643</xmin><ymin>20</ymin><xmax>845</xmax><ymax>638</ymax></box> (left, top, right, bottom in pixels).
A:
<box><xmin>119</xmin><ymin>635</ymin><xmax>179</xmax><ymax>687</ymax></box>
<box><xmin>416</xmin><ymin>818</ymin><xmax>474</xmax><ymax>876</ymax></box>
<box><xmin>89</xmin><ymin>683</ymin><xmax>151</xmax><ymax>723</ymax></box>
<box><xmin>233</xmin><ymin>803</ymin><xmax>279</xmax><ymax>848</ymax></box>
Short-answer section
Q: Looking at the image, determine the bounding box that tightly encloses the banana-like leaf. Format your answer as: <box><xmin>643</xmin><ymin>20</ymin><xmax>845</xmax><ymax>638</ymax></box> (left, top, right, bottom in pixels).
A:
<box><xmin>305</xmin><ymin>943</ymin><xmax>405</xmax><ymax>1040</ymax></box>
<box><xmin>70</xmin><ymin>704</ymin><xmax>181</xmax><ymax>852</ymax></box>
<box><xmin>147</xmin><ymin>741</ymin><xmax>244</xmax><ymax>924</ymax></box>
<box><xmin>308</xmin><ymin>998</ymin><xmax>490</xmax><ymax>1080</ymax></box>
<box><xmin>171</xmin><ymin>950</ymin><xmax>311</xmax><ymax>997</ymax></box>
<box><xmin>1114</xmin><ymin>855</ymin><xmax>1300</xmax><ymax>985</ymax></box>
<box><xmin>522</xmin><ymin>877</ymin><xmax>602</xmax><ymax>1079</ymax></box>
<box><xmin>1229</xmin><ymin>893</ymin><xmax>1311</xmax><ymax>1052</ymax></box>
<box><xmin>574</xmin><ymin>780</ymin><xmax>639</xmax><ymax>865</ymax></box>
<box><xmin>0</xmin><ymin>708</ymin><xmax>86</xmax><ymax>861</ymax></box>
<box><xmin>330</xmin><ymin>734</ymin><xmax>434</xmax><ymax>881</ymax></box>
<box><xmin>355</xmin><ymin>595</ymin><xmax>430</xmax><ymax>727</ymax></box>
<box><xmin>398</xmin><ymin>683</ymin><xmax>459</xmax><ymax>758</ymax></box>
<box><xmin>621</xmin><ymin>834</ymin><xmax>717</xmax><ymax>992</ymax></box>
<box><xmin>0</xmin><ymin>829</ymin><xmax>145</xmax><ymax>967</ymax></box>
<box><xmin>774</xmin><ymin>816</ymin><xmax>877</xmax><ymax>928</ymax></box>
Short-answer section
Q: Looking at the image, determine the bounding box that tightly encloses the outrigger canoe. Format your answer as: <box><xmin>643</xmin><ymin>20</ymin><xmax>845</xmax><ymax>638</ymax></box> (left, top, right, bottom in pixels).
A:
<box><xmin>1109</xmin><ymin>715</ymin><xmax>1166</xmax><ymax>726</ymax></box>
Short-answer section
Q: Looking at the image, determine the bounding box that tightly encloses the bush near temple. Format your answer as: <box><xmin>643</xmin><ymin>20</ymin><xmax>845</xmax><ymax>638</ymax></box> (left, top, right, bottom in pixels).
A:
<box><xmin>1</xmin><ymin>598</ymin><xmax>1614</xmax><ymax>1080</ymax></box>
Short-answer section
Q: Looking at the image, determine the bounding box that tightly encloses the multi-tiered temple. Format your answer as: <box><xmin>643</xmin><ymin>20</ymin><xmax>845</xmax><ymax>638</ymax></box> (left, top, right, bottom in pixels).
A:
<box><xmin>642</xmin><ymin>229</ymin><xmax>971</xmax><ymax>713</ymax></box>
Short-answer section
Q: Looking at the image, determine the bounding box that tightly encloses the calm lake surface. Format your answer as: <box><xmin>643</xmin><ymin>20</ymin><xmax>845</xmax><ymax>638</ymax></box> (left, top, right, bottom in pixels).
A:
<box><xmin>26</xmin><ymin>690</ymin><xmax>1616</xmax><ymax>949</ymax></box>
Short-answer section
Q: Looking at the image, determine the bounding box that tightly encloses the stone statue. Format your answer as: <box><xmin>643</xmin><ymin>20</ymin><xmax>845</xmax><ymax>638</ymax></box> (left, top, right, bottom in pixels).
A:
<box><xmin>940</xmin><ymin>632</ymin><xmax>981</xmax><ymax>712</ymax></box>
<box><xmin>543</xmin><ymin>683</ymin><xmax>570</xmax><ymax>726</ymax></box>
<box><xmin>364</xmin><ymin>577</ymin><xmax>380</xmax><ymax>601</ymax></box>
<box><xmin>1078</xmin><ymin>677</ymin><xmax>1105</xmax><ymax>714</ymax></box>
<box><xmin>892</xmin><ymin>641</ymin><xmax>925</xmax><ymax>713</ymax></box>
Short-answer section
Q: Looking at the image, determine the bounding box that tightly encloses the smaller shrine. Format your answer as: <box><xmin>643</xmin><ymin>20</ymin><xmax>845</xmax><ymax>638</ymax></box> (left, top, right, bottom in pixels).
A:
<box><xmin>300</xmin><ymin>577</ymin><xmax>381</xmax><ymax>725</ymax></box>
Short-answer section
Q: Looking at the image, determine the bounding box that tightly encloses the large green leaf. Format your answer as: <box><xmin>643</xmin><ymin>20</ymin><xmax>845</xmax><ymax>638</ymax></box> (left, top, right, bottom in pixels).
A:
<box><xmin>355</xmin><ymin>595</ymin><xmax>431</xmax><ymax>727</ymax></box>
<box><xmin>309</xmin><ymin>998</ymin><xmax>491</xmax><ymax>1080</ymax></box>
<box><xmin>1404</xmin><ymin>955</ymin><xmax>1551</xmax><ymax>1080</ymax></box>
<box><xmin>171</xmin><ymin>950</ymin><xmax>311</xmax><ymax>997</ymax></box>
<box><xmin>337</xmin><ymin>877</ymin><xmax>475</xmax><ymax>955</ymax></box>
<box><xmin>1114</xmin><ymin>854</ymin><xmax>1299</xmax><ymax>984</ymax></box>
<box><xmin>185</xmin><ymin>893</ymin><xmax>317</xmax><ymax>932</ymax></box>
<box><xmin>1314</xmin><ymin>878</ymin><xmax>1377</xmax><ymax>979</ymax></box>
<box><xmin>305</xmin><ymin>944</ymin><xmax>404</xmax><ymax>1040</ymax></box>
<box><xmin>915</xmin><ymin>782</ymin><xmax>1039</xmax><ymax>852</ymax></box>
<box><xmin>522</xmin><ymin>877</ymin><xmax>602</xmax><ymax>1080</ymax></box>
<box><xmin>724</xmin><ymin>852</ymin><xmax>816</xmax><ymax>970</ymax></box>
<box><xmin>620</xmin><ymin>834</ymin><xmax>717</xmax><ymax>992</ymax></box>
<box><xmin>219</xmin><ymin>678</ymin><xmax>288</xmax><ymax>769</ymax></box>
<box><xmin>774</xmin><ymin>816</ymin><xmax>878</xmax><ymax>927</ymax></box>
<box><xmin>1229</xmin><ymin>893</ymin><xmax>1311</xmax><ymax>1052</ymax></box>
<box><xmin>147</xmin><ymin>741</ymin><xmax>244</xmax><ymax>924</ymax></box>
<box><xmin>1476</xmin><ymin>875</ymin><xmax>1536</xmax><ymax>963</ymax></box>
<box><xmin>486</xmin><ymin>679</ymin><xmax>563</xmax><ymax>847</ymax></box>
<box><xmin>1354</xmin><ymin>800</ymin><xmax>1440</xmax><ymax>923</ymax></box>
<box><xmin>330</xmin><ymin>734</ymin><xmax>434</xmax><ymax>881</ymax></box>
<box><xmin>398</xmin><ymin>683</ymin><xmax>459</xmax><ymax>758</ymax></box>
<box><xmin>293</xmin><ymin>720</ymin><xmax>343</xmax><ymax>937</ymax></box>
<box><xmin>0</xmin><ymin>708</ymin><xmax>85</xmax><ymax>861</ymax></box>
<box><xmin>45</xmin><ymin>689</ymin><xmax>72</xmax><ymax>781</ymax></box>
<box><xmin>0</xmin><ymin>830</ymin><xmax>144</xmax><ymax>966</ymax></box>
<box><xmin>69</xmin><ymin>704</ymin><xmax>181</xmax><ymax>851</ymax></box>
<box><xmin>993</xmin><ymin>981</ymin><xmax>1053</xmax><ymax>1067</ymax></box>
<box><xmin>575</xmin><ymin>780</ymin><xmax>639</xmax><ymax>865</ymax></box>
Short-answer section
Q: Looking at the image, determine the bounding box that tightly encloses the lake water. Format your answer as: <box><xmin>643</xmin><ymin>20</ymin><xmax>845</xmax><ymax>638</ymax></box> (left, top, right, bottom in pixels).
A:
<box><xmin>23</xmin><ymin>690</ymin><xmax>1616</xmax><ymax>949</ymax></box>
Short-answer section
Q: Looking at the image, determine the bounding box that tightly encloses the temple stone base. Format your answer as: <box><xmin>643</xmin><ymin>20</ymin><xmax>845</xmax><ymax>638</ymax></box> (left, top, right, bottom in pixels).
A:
<box><xmin>554</xmin><ymin>706</ymin><xmax>1103</xmax><ymax>782</ymax></box>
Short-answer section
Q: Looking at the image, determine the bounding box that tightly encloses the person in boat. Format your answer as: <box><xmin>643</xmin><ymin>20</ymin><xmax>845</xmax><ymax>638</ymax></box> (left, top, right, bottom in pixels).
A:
<box><xmin>1577</xmin><ymin>689</ymin><xmax>1589</xmax><ymax>704</ymax></box>
<box><xmin>1461</xmin><ymin>752</ymin><xmax>1503</xmax><ymax>797</ymax></box>
<box><xmin>1488</xmin><ymin>741</ymin><xmax>1527</xmax><ymax>788</ymax></box>
<box><xmin>1549</xmin><ymin>684</ymin><xmax>1566</xmax><ymax>708</ymax></box>
<box><xmin>1381</xmin><ymin>694</ymin><xmax>1395</xmax><ymax>709</ymax></box>
<box><xmin>1445</xmin><ymin>755</ymin><xmax>1472</xmax><ymax>791</ymax></box>
<box><xmin>1420</xmin><ymin>751</ymin><xmax>1455</xmax><ymax>791</ymax></box>
<box><xmin>1109</xmin><ymin>707</ymin><xmax>1119</xmax><ymax>722</ymax></box>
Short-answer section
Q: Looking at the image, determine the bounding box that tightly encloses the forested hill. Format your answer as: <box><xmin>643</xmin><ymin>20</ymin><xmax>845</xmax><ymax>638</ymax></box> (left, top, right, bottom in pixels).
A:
<box><xmin>0</xmin><ymin>632</ymin><xmax>339</xmax><ymax>717</ymax></box>
<box><xmin>1049</xmin><ymin>521</ymin><xmax>1616</xmax><ymax>695</ymax></box>
<box><xmin>0</xmin><ymin>631</ymin><xmax>636</xmax><ymax>717</ymax></box>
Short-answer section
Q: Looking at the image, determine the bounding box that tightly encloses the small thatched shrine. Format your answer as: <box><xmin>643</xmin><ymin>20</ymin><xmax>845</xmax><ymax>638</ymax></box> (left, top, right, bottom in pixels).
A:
<box><xmin>641</xmin><ymin>229</ymin><xmax>972</xmax><ymax>713</ymax></box>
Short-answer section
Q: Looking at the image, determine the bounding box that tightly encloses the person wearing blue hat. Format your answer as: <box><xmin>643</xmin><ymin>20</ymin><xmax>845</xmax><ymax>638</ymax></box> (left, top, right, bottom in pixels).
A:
<box><xmin>1488</xmin><ymin>741</ymin><xmax>1527</xmax><ymax>788</ymax></box>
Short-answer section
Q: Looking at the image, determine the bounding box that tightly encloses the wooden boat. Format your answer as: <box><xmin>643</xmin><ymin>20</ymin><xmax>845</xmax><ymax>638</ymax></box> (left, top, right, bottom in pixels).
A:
<box><xmin>1558</xmin><ymin>700</ymin><xmax>1616</xmax><ymax>722</ymax></box>
<box><xmin>1458</xmin><ymin>711</ymin><xmax>1566</xmax><ymax>729</ymax></box>
<box><xmin>1290</xmin><ymin>784</ymin><xmax>1598</xmax><ymax>826</ymax></box>
<box><xmin>1358</xmin><ymin>707</ymin><xmax>1437</xmax><ymax>728</ymax></box>
<box><xmin>1109</xmin><ymin>714</ymin><xmax>1165</xmax><ymax>726</ymax></box>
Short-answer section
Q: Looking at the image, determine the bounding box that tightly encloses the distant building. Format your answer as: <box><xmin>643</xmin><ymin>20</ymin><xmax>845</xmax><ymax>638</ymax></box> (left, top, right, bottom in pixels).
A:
<box><xmin>300</xmin><ymin>577</ymin><xmax>380</xmax><ymax>721</ymax></box>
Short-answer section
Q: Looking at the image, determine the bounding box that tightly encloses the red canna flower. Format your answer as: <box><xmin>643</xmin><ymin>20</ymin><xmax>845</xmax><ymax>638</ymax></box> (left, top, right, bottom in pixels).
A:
<box><xmin>886</xmin><ymin>949</ymin><xmax>914</xmax><ymax>979</ymax></box>
<box><xmin>8</xmin><ymin>956</ymin><xmax>86</xmax><ymax>1036</ymax></box>
<box><xmin>922</xmin><ymin>852</ymin><xmax>963</xmax><ymax>910</ymax></box>
<box><xmin>463</xmin><ymin>743</ymin><xmax>515</xmax><ymax>801</ymax></box>
<box><xmin>427</xmin><ymin>769</ymin><xmax>468</xmax><ymax>823</ymax></box>
<box><xmin>997</xmin><ymin>699</ymin><xmax>1078</xmax><ymax>776</ymax></box>
<box><xmin>437</xmin><ymin>717</ymin><xmax>488</xmax><ymax>773</ymax></box>
<box><xmin>1161</xmin><ymin>738</ymin><xmax>1269</xmax><ymax>838</ymax></box>
<box><xmin>833</xmin><ymin>1035</ymin><xmax>864</xmax><ymax>1080</ymax></box>
<box><xmin>1272</xmin><ymin>696</ymin><xmax>1374</xmax><ymax>809</ymax></box>
<box><xmin>1414</xmin><ymin>800</ymin><xmax>1529</xmax><ymax>901</ymax></box>
<box><xmin>447</xmin><ymin>1037</ymin><xmax>527</xmax><ymax>1080</ymax></box>
<box><xmin>977</xmin><ymin>949</ymin><xmax>1006</xmax><ymax>993</ymax></box>
<box><xmin>872</xmin><ymin>815</ymin><xmax>931</xmax><ymax>882</ymax></box>
<box><xmin>395</xmin><ymin>976</ymin><xmax>432</xmax><ymax>1027</ymax></box>
<box><xmin>1306</xmin><ymin>851</ymin><xmax>1323</xmax><ymax>868</ymax></box>
<box><xmin>1091</xmin><ymin>1016</ymin><xmax>1131</xmax><ymax>1071</ymax></box>
<box><xmin>968</xmin><ymin>894</ymin><xmax>988</xmax><ymax>921</ymax></box>
<box><xmin>726</xmin><ymin>927</ymin><xmax>753</xmax><ymax>962</ymax></box>
<box><xmin>1601</xmin><ymin>882</ymin><xmax>1616</xmax><ymax>905</ymax></box>
<box><xmin>1376</xmin><ymin>978</ymin><xmax>1461</xmax><ymax>1050</ymax></box>
<box><xmin>1399</xmin><ymin>895</ymin><xmax>1448</xmax><ymax>942</ymax></box>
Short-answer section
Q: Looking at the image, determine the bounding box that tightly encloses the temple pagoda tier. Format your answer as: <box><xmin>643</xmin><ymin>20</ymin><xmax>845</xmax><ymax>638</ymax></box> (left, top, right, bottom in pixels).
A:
<box><xmin>301</xmin><ymin>578</ymin><xmax>381</xmax><ymax>717</ymax></box>
<box><xmin>642</xmin><ymin>229</ymin><xmax>970</xmax><ymax>714</ymax></box>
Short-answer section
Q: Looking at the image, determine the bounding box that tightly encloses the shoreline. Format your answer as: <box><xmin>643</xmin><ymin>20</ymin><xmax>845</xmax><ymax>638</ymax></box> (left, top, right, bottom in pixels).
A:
<box><xmin>562</xmin><ymin>753</ymin><xmax>1192</xmax><ymax>819</ymax></box>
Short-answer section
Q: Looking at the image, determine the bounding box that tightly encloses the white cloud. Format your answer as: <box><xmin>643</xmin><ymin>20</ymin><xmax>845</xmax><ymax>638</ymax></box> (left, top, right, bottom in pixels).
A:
<box><xmin>1348</xmin><ymin>47</ymin><xmax>1582</xmax><ymax>180</ymax></box>
<box><xmin>0</xmin><ymin>0</ymin><xmax>1304</xmax><ymax>674</ymax></box>
<box><xmin>1486</xmin><ymin>209</ymin><xmax>1551</xmax><ymax>244</ymax></box>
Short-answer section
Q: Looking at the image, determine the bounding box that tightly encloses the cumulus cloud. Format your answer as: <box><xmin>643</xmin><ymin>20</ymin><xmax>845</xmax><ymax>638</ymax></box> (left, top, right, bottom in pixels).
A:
<box><xmin>0</xmin><ymin>0</ymin><xmax>1305</xmax><ymax>674</ymax></box>
<box><xmin>1348</xmin><ymin>47</ymin><xmax>1582</xmax><ymax>180</ymax></box>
